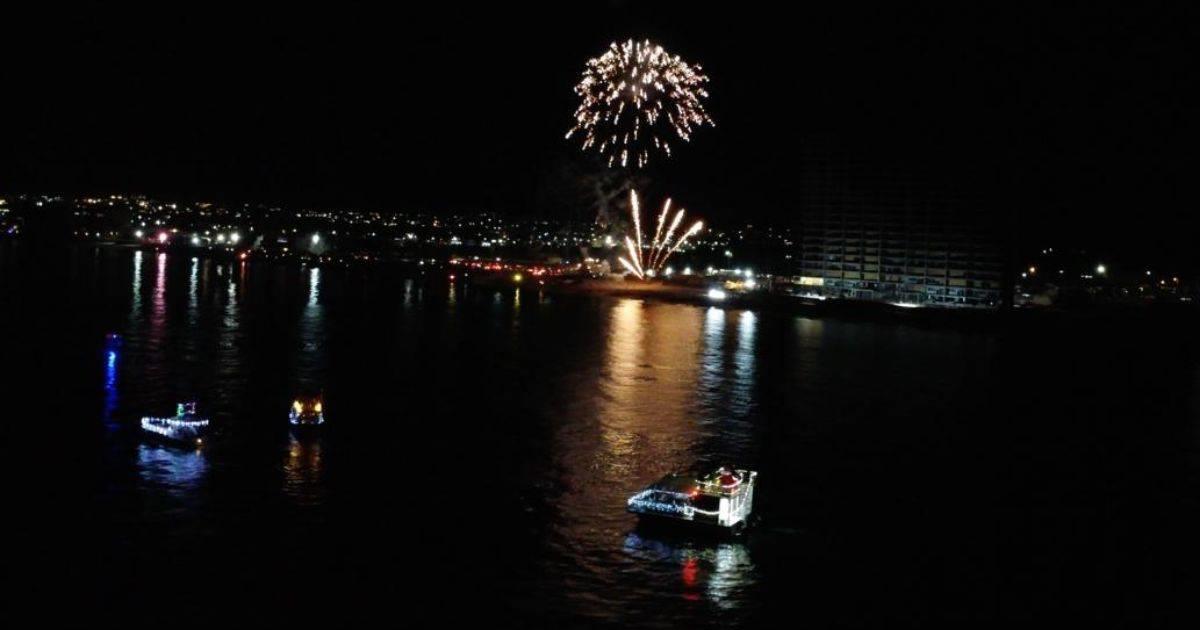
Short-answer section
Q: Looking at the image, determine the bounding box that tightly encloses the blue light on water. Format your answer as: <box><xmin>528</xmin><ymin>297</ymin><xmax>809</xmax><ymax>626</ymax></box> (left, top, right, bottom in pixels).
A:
<box><xmin>102</xmin><ymin>340</ymin><xmax>120</xmax><ymax>428</ymax></box>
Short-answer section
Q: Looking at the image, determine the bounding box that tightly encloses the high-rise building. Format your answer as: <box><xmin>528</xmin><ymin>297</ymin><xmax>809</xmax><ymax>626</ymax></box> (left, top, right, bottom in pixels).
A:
<box><xmin>785</xmin><ymin>154</ymin><xmax>1003</xmax><ymax>308</ymax></box>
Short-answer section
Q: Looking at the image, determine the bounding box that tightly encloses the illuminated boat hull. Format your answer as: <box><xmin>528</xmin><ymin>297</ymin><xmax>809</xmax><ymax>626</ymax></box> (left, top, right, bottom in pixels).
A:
<box><xmin>289</xmin><ymin>396</ymin><xmax>325</xmax><ymax>427</ymax></box>
<box><xmin>626</xmin><ymin>468</ymin><xmax>757</xmax><ymax>535</ymax></box>
<box><xmin>288</xmin><ymin>412</ymin><xmax>325</xmax><ymax>427</ymax></box>
<box><xmin>140</xmin><ymin>402</ymin><xmax>210</xmax><ymax>447</ymax></box>
<box><xmin>140</xmin><ymin>417</ymin><xmax>209</xmax><ymax>447</ymax></box>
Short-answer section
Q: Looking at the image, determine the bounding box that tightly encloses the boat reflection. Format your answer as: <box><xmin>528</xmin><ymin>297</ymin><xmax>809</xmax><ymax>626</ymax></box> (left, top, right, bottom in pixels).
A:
<box><xmin>102</xmin><ymin>334</ymin><xmax>120</xmax><ymax>429</ymax></box>
<box><xmin>136</xmin><ymin>443</ymin><xmax>209</xmax><ymax>501</ymax></box>
<box><xmin>623</xmin><ymin>530</ymin><xmax>756</xmax><ymax>609</ymax></box>
<box><xmin>283</xmin><ymin>433</ymin><xmax>326</xmax><ymax>506</ymax></box>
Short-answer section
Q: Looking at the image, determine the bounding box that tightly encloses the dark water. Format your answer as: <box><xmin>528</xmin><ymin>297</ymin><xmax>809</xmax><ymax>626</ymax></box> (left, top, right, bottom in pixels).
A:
<box><xmin>3</xmin><ymin>243</ymin><xmax>1198</xmax><ymax>626</ymax></box>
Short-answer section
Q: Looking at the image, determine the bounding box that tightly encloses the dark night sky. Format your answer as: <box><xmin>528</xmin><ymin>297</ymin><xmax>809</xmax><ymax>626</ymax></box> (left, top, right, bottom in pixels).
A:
<box><xmin>3</xmin><ymin>5</ymin><xmax>1195</xmax><ymax>263</ymax></box>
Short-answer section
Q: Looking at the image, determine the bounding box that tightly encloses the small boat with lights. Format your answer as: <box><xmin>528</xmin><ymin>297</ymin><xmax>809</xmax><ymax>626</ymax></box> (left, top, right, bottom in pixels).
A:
<box><xmin>140</xmin><ymin>402</ymin><xmax>210</xmax><ymax>447</ymax></box>
<box><xmin>627</xmin><ymin>467</ymin><xmax>757</xmax><ymax>534</ymax></box>
<box><xmin>289</xmin><ymin>394</ymin><xmax>325</xmax><ymax>427</ymax></box>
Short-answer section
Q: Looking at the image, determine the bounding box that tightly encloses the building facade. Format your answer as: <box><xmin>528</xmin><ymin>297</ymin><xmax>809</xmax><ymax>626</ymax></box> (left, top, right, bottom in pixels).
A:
<box><xmin>786</xmin><ymin>155</ymin><xmax>1004</xmax><ymax>308</ymax></box>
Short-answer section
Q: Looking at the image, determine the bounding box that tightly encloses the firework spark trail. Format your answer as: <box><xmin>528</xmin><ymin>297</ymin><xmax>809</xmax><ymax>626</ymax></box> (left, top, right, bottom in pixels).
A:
<box><xmin>647</xmin><ymin>198</ymin><xmax>671</xmax><ymax>270</ymax></box>
<box><xmin>617</xmin><ymin>257</ymin><xmax>641</xmax><ymax>277</ymax></box>
<box><xmin>566</xmin><ymin>39</ymin><xmax>714</xmax><ymax>168</ymax></box>
<box><xmin>619</xmin><ymin>190</ymin><xmax>703</xmax><ymax>279</ymax></box>
<box><xmin>651</xmin><ymin>209</ymin><xmax>685</xmax><ymax>271</ymax></box>
<box><xmin>656</xmin><ymin>221</ymin><xmax>705</xmax><ymax>272</ymax></box>
<box><xmin>630</xmin><ymin>190</ymin><xmax>643</xmax><ymax>259</ymax></box>
<box><xmin>624</xmin><ymin>236</ymin><xmax>644</xmax><ymax>277</ymax></box>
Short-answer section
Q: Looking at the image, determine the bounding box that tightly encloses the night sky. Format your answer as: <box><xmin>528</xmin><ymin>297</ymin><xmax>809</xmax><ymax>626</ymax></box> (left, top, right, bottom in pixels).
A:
<box><xmin>3</xmin><ymin>5</ymin><xmax>1194</xmax><ymax>264</ymax></box>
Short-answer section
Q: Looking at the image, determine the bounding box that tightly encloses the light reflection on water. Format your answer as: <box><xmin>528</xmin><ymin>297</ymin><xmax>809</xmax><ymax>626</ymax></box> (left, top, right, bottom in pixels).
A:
<box><xmin>136</xmin><ymin>443</ymin><xmax>209</xmax><ymax>501</ymax></box>
<box><xmin>283</xmin><ymin>433</ymin><xmax>325</xmax><ymax>506</ymax></box>
<box><xmin>544</xmin><ymin>298</ymin><xmax>763</xmax><ymax>617</ymax></box>
<box><xmin>97</xmin><ymin>249</ymin><xmax>778</xmax><ymax>621</ymax></box>
<box><xmin>51</xmin><ymin>246</ymin><xmax>1078</xmax><ymax>625</ymax></box>
<box><xmin>623</xmin><ymin>532</ymin><xmax>755</xmax><ymax>610</ymax></box>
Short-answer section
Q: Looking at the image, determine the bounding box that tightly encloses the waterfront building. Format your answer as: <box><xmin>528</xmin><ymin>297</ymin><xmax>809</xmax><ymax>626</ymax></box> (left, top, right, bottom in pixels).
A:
<box><xmin>785</xmin><ymin>155</ymin><xmax>1003</xmax><ymax>308</ymax></box>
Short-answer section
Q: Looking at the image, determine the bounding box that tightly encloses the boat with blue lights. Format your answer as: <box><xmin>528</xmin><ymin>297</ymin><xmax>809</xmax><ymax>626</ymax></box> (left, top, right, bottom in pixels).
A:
<box><xmin>140</xmin><ymin>402</ymin><xmax>210</xmax><ymax>447</ymax></box>
<box><xmin>289</xmin><ymin>394</ymin><xmax>325</xmax><ymax>427</ymax></box>
<box><xmin>627</xmin><ymin>467</ymin><xmax>757</xmax><ymax>534</ymax></box>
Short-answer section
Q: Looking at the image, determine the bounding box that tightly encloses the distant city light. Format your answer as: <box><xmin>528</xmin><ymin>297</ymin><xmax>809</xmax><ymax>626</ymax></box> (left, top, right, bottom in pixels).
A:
<box><xmin>513</xmin><ymin>273</ymin><xmax>523</xmax><ymax>283</ymax></box>
<box><xmin>683</xmin><ymin>266</ymin><xmax>693</xmax><ymax>275</ymax></box>
<box><xmin>191</xmin><ymin>235</ymin><xmax>200</xmax><ymax>246</ymax></box>
<box><xmin>744</xmin><ymin>278</ymin><xmax>757</xmax><ymax>289</ymax></box>
<box><xmin>724</xmin><ymin>250</ymin><xmax>733</xmax><ymax>258</ymax></box>
<box><xmin>157</xmin><ymin>232</ymin><xmax>168</xmax><ymax>244</ymax></box>
<box><xmin>1096</xmin><ymin>264</ymin><xmax>1107</xmax><ymax>275</ymax></box>
<box><xmin>134</xmin><ymin>229</ymin><xmax>144</xmax><ymax>239</ymax></box>
<box><xmin>312</xmin><ymin>233</ymin><xmax>321</xmax><ymax>245</ymax></box>
<box><xmin>216</xmin><ymin>234</ymin><xmax>225</xmax><ymax>243</ymax></box>
<box><xmin>1028</xmin><ymin>266</ymin><xmax>1036</xmax><ymax>274</ymax></box>
<box><xmin>706</xmin><ymin>288</ymin><xmax>727</xmax><ymax>301</ymax></box>
<box><xmin>230</xmin><ymin>232</ymin><xmax>240</xmax><ymax>244</ymax></box>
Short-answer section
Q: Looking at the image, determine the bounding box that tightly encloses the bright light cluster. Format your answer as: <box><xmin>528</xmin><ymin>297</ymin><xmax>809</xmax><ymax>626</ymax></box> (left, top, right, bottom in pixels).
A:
<box><xmin>566</xmin><ymin>39</ymin><xmax>714</xmax><ymax>168</ymax></box>
<box><xmin>617</xmin><ymin>190</ymin><xmax>704</xmax><ymax>280</ymax></box>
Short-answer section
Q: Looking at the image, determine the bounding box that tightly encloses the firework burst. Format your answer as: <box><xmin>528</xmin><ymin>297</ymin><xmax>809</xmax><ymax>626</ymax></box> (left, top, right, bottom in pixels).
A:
<box><xmin>617</xmin><ymin>190</ymin><xmax>704</xmax><ymax>279</ymax></box>
<box><xmin>566</xmin><ymin>39</ymin><xmax>714</xmax><ymax>169</ymax></box>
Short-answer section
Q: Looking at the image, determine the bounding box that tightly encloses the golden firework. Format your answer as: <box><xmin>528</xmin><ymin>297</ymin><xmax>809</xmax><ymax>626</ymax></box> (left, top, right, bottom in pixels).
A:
<box><xmin>616</xmin><ymin>190</ymin><xmax>704</xmax><ymax>279</ymax></box>
<box><xmin>566</xmin><ymin>39</ymin><xmax>714</xmax><ymax>168</ymax></box>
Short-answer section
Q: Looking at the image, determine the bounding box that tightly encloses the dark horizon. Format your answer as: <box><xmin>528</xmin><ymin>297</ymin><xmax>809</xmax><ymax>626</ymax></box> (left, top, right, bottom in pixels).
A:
<box><xmin>3</xmin><ymin>5</ymin><xmax>1194</xmax><ymax>264</ymax></box>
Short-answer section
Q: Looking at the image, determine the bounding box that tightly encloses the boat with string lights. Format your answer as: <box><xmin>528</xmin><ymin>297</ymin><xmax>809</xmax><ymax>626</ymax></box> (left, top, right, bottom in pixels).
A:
<box><xmin>140</xmin><ymin>402</ymin><xmax>210</xmax><ymax>447</ymax></box>
<box><xmin>289</xmin><ymin>394</ymin><xmax>325</xmax><ymax>427</ymax></box>
<box><xmin>626</xmin><ymin>467</ymin><xmax>757</xmax><ymax>534</ymax></box>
